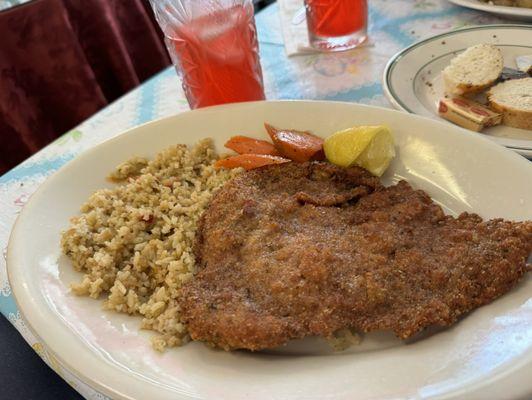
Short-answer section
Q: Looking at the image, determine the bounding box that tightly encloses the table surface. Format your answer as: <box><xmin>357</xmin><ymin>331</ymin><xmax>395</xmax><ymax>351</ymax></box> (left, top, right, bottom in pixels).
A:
<box><xmin>0</xmin><ymin>1</ymin><xmax>513</xmax><ymax>399</ymax></box>
<box><xmin>0</xmin><ymin>0</ymin><xmax>32</xmax><ymax>12</ymax></box>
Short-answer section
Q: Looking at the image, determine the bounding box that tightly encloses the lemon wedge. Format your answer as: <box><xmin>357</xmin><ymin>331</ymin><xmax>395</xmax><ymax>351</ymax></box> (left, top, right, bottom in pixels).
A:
<box><xmin>324</xmin><ymin>125</ymin><xmax>395</xmax><ymax>176</ymax></box>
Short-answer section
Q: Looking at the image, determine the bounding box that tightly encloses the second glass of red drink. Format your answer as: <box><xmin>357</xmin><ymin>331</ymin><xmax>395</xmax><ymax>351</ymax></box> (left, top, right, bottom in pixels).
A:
<box><xmin>305</xmin><ymin>0</ymin><xmax>368</xmax><ymax>52</ymax></box>
<box><xmin>150</xmin><ymin>0</ymin><xmax>265</xmax><ymax>109</ymax></box>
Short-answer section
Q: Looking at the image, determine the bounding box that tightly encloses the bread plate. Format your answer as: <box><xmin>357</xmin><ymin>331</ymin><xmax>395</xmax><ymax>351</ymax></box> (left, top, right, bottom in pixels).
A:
<box><xmin>448</xmin><ymin>0</ymin><xmax>532</xmax><ymax>21</ymax></box>
<box><xmin>7</xmin><ymin>100</ymin><xmax>532</xmax><ymax>400</ymax></box>
<box><xmin>383</xmin><ymin>24</ymin><xmax>532</xmax><ymax>158</ymax></box>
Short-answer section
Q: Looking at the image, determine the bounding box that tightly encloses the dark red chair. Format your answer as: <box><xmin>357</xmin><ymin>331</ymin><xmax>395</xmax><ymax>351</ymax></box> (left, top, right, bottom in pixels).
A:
<box><xmin>0</xmin><ymin>0</ymin><xmax>170</xmax><ymax>175</ymax></box>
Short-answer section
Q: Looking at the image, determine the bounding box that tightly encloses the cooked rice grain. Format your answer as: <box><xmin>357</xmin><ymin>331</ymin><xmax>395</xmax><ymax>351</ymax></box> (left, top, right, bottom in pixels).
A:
<box><xmin>61</xmin><ymin>139</ymin><xmax>241</xmax><ymax>350</ymax></box>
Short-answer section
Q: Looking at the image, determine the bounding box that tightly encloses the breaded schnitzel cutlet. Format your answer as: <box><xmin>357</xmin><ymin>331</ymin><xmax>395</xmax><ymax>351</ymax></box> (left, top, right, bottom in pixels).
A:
<box><xmin>179</xmin><ymin>162</ymin><xmax>532</xmax><ymax>351</ymax></box>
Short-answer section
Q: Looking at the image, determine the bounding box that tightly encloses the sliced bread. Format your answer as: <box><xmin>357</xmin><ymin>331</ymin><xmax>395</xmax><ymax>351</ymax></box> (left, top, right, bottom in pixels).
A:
<box><xmin>442</xmin><ymin>44</ymin><xmax>503</xmax><ymax>95</ymax></box>
<box><xmin>488</xmin><ymin>77</ymin><xmax>532</xmax><ymax>130</ymax></box>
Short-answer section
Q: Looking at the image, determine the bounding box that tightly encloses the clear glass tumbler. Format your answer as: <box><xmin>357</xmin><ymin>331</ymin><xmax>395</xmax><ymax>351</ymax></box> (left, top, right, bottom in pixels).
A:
<box><xmin>150</xmin><ymin>0</ymin><xmax>265</xmax><ymax>109</ymax></box>
<box><xmin>304</xmin><ymin>0</ymin><xmax>368</xmax><ymax>52</ymax></box>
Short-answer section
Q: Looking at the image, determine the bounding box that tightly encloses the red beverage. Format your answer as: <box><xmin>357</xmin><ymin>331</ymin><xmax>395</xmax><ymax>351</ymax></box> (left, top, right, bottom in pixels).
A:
<box><xmin>304</xmin><ymin>0</ymin><xmax>368</xmax><ymax>51</ymax></box>
<box><xmin>167</xmin><ymin>4</ymin><xmax>265</xmax><ymax>109</ymax></box>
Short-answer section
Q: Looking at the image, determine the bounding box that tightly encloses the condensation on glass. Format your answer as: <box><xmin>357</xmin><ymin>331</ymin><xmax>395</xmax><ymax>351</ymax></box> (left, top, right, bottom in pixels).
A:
<box><xmin>150</xmin><ymin>0</ymin><xmax>265</xmax><ymax>109</ymax></box>
<box><xmin>304</xmin><ymin>0</ymin><xmax>368</xmax><ymax>52</ymax></box>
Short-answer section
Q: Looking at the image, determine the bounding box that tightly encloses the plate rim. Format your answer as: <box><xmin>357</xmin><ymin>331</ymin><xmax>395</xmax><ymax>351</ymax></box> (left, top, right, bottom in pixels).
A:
<box><xmin>6</xmin><ymin>100</ymin><xmax>532</xmax><ymax>400</ymax></box>
<box><xmin>382</xmin><ymin>24</ymin><xmax>532</xmax><ymax>155</ymax></box>
<box><xmin>448</xmin><ymin>0</ymin><xmax>532</xmax><ymax>17</ymax></box>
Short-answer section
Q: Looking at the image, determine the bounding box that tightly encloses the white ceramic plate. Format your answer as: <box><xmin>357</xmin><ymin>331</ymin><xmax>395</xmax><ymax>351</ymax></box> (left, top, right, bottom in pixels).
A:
<box><xmin>383</xmin><ymin>24</ymin><xmax>532</xmax><ymax>157</ymax></box>
<box><xmin>449</xmin><ymin>0</ymin><xmax>532</xmax><ymax>21</ymax></box>
<box><xmin>7</xmin><ymin>101</ymin><xmax>532</xmax><ymax>400</ymax></box>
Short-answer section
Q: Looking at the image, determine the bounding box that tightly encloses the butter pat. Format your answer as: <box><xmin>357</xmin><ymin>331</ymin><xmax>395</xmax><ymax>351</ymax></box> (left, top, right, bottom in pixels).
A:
<box><xmin>438</xmin><ymin>97</ymin><xmax>502</xmax><ymax>132</ymax></box>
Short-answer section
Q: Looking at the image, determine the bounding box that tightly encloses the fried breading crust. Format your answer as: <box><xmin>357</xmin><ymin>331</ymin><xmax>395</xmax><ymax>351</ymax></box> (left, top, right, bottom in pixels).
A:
<box><xmin>179</xmin><ymin>162</ymin><xmax>532</xmax><ymax>351</ymax></box>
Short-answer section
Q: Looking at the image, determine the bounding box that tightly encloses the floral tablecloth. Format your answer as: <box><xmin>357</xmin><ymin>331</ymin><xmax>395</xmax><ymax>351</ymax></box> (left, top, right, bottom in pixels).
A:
<box><xmin>0</xmin><ymin>0</ymin><xmax>32</xmax><ymax>12</ymax></box>
<box><xmin>0</xmin><ymin>1</ymin><xmax>510</xmax><ymax>398</ymax></box>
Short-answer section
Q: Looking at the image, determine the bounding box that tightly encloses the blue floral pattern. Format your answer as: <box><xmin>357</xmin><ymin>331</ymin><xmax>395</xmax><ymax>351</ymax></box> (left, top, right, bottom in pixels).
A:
<box><xmin>0</xmin><ymin>0</ymin><xmax>33</xmax><ymax>12</ymax></box>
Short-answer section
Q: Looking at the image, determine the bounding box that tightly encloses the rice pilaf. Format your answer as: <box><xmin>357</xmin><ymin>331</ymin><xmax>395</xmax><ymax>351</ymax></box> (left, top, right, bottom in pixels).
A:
<box><xmin>61</xmin><ymin>139</ymin><xmax>240</xmax><ymax>350</ymax></box>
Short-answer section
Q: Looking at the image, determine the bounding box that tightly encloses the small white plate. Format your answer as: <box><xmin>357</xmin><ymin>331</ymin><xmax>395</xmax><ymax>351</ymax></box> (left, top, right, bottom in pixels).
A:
<box><xmin>449</xmin><ymin>0</ymin><xmax>532</xmax><ymax>21</ymax></box>
<box><xmin>7</xmin><ymin>101</ymin><xmax>532</xmax><ymax>400</ymax></box>
<box><xmin>383</xmin><ymin>24</ymin><xmax>532</xmax><ymax>157</ymax></box>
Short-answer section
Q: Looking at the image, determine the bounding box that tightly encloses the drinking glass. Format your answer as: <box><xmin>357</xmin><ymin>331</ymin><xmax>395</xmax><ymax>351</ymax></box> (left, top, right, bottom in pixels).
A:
<box><xmin>304</xmin><ymin>0</ymin><xmax>368</xmax><ymax>52</ymax></box>
<box><xmin>150</xmin><ymin>0</ymin><xmax>265</xmax><ymax>109</ymax></box>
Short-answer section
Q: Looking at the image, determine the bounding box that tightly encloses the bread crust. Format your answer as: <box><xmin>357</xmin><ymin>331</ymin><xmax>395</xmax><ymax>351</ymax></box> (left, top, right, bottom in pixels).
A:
<box><xmin>489</xmin><ymin>101</ymin><xmax>532</xmax><ymax>130</ymax></box>
<box><xmin>488</xmin><ymin>78</ymin><xmax>532</xmax><ymax>130</ymax></box>
<box><xmin>442</xmin><ymin>44</ymin><xmax>503</xmax><ymax>96</ymax></box>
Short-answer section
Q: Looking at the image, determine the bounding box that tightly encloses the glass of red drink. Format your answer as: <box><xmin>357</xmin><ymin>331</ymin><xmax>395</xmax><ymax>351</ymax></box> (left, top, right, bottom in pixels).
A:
<box><xmin>304</xmin><ymin>0</ymin><xmax>368</xmax><ymax>52</ymax></box>
<box><xmin>150</xmin><ymin>0</ymin><xmax>265</xmax><ymax>109</ymax></box>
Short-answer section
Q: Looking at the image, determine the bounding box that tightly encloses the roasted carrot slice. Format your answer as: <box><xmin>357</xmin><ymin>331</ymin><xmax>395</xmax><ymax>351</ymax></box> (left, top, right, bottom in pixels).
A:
<box><xmin>264</xmin><ymin>123</ymin><xmax>325</xmax><ymax>162</ymax></box>
<box><xmin>225</xmin><ymin>135</ymin><xmax>281</xmax><ymax>156</ymax></box>
<box><xmin>215</xmin><ymin>154</ymin><xmax>290</xmax><ymax>170</ymax></box>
